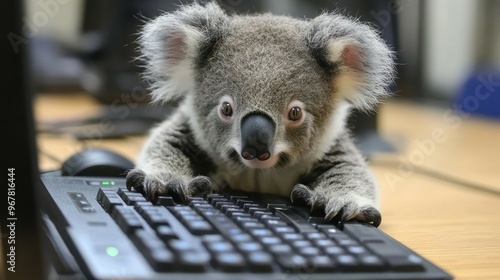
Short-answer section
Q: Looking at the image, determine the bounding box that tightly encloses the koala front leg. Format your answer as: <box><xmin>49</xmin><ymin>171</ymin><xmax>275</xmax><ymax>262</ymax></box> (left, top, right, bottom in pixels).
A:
<box><xmin>291</xmin><ymin>132</ymin><xmax>381</xmax><ymax>227</ymax></box>
<box><xmin>126</xmin><ymin>112</ymin><xmax>213</xmax><ymax>202</ymax></box>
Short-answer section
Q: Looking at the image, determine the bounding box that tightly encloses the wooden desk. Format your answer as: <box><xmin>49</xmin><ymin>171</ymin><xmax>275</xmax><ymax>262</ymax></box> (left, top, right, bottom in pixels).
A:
<box><xmin>35</xmin><ymin>92</ymin><xmax>500</xmax><ymax>280</ymax></box>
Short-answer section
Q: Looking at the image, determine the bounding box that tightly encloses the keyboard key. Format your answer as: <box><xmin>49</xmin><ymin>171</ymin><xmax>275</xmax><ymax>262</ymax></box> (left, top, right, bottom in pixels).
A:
<box><xmin>237</xmin><ymin>242</ymin><xmax>263</xmax><ymax>253</ymax></box>
<box><xmin>228</xmin><ymin>195</ymin><xmax>249</xmax><ymax>203</ymax></box>
<box><xmin>225</xmin><ymin>208</ymin><xmax>245</xmax><ymax>218</ymax></box>
<box><xmin>240</xmin><ymin>222</ymin><xmax>266</xmax><ymax>229</ymax></box>
<box><xmin>250</xmin><ymin>228</ymin><xmax>273</xmax><ymax>237</ymax></box>
<box><xmin>133</xmin><ymin>204</ymin><xmax>154</xmax><ymax>216</ymax></box>
<box><xmin>187</xmin><ymin>220</ymin><xmax>214</xmax><ymax>235</ymax></box>
<box><xmin>205</xmin><ymin>194</ymin><xmax>225</xmax><ymax>204</ymax></box>
<box><xmin>142</xmin><ymin>211</ymin><xmax>170</xmax><ymax>228</ymax></box>
<box><xmin>297</xmin><ymin>246</ymin><xmax>321</xmax><ymax>256</ymax></box>
<box><xmin>228</xmin><ymin>212</ymin><xmax>250</xmax><ymax>219</ymax></box>
<box><xmin>334</xmin><ymin>254</ymin><xmax>359</xmax><ymax>271</ymax></box>
<box><xmin>271</xmin><ymin>226</ymin><xmax>295</xmax><ymax>234</ymax></box>
<box><xmin>234</xmin><ymin>216</ymin><xmax>259</xmax><ymax>223</ymax></box>
<box><xmin>268</xmin><ymin>244</ymin><xmax>293</xmax><ymax>255</ymax></box>
<box><xmin>291</xmin><ymin>240</ymin><xmax>313</xmax><ymax>248</ymax></box>
<box><xmin>186</xmin><ymin>196</ymin><xmax>205</xmax><ymax>203</ymax></box>
<box><xmin>336</xmin><ymin>238</ymin><xmax>359</xmax><ymax>246</ymax></box>
<box><xmin>193</xmin><ymin>204</ymin><xmax>216</xmax><ymax>214</ymax></box>
<box><xmin>206</xmin><ymin>241</ymin><xmax>235</xmax><ymax>253</ymax></box>
<box><xmin>313</xmin><ymin>239</ymin><xmax>335</xmax><ymax>247</ymax></box>
<box><xmin>323</xmin><ymin>245</ymin><xmax>345</xmax><ymax>255</ymax></box>
<box><xmin>259</xmin><ymin>236</ymin><xmax>282</xmax><ymax>245</ymax></box>
<box><xmin>134</xmin><ymin>201</ymin><xmax>153</xmax><ymax>208</ymax></box>
<box><xmin>253</xmin><ymin>211</ymin><xmax>274</xmax><ymax>219</ymax></box>
<box><xmin>322</xmin><ymin>229</ymin><xmax>360</xmax><ymax>246</ymax></box>
<box><xmin>214</xmin><ymin>201</ymin><xmax>234</xmax><ymax>210</ymax></box>
<box><xmin>213</xmin><ymin>252</ymin><xmax>246</xmax><ymax>272</ymax></box>
<box><xmin>156</xmin><ymin>225</ymin><xmax>177</xmax><ymax>241</ymax></box>
<box><xmin>95</xmin><ymin>188</ymin><xmax>107</xmax><ymax>201</ymax></box>
<box><xmin>259</xmin><ymin>215</ymin><xmax>282</xmax><ymax>222</ymax></box>
<box><xmin>280</xmin><ymin>233</ymin><xmax>304</xmax><ymax>241</ymax></box>
<box><xmin>263</xmin><ymin>219</ymin><xmax>287</xmax><ymax>228</ymax></box>
<box><xmin>178</xmin><ymin>251</ymin><xmax>210</xmax><ymax>272</ymax></box>
<box><xmin>342</xmin><ymin>223</ymin><xmax>385</xmax><ymax>242</ymax></box>
<box><xmin>243</xmin><ymin>206</ymin><xmax>267</xmax><ymax>212</ymax></box>
<box><xmin>170</xmin><ymin>207</ymin><xmax>215</xmax><ymax>235</ymax></box>
<box><xmin>149</xmin><ymin>213</ymin><xmax>170</xmax><ymax>227</ymax></box>
<box><xmin>247</xmin><ymin>252</ymin><xmax>274</xmax><ymax>272</ymax></box>
<box><xmin>277</xmin><ymin>254</ymin><xmax>308</xmax><ymax>271</ymax></box>
<box><xmin>201</xmin><ymin>234</ymin><xmax>224</xmax><ymax>243</ymax></box>
<box><xmin>304</xmin><ymin>232</ymin><xmax>327</xmax><ymax>240</ymax></box>
<box><xmin>199</xmin><ymin>209</ymin><xmax>255</xmax><ymax>243</ymax></box>
<box><xmin>218</xmin><ymin>204</ymin><xmax>238</xmax><ymax>213</ymax></box>
<box><xmin>359</xmin><ymin>254</ymin><xmax>386</xmax><ymax>271</ymax></box>
<box><xmin>231</xmin><ymin>212</ymin><xmax>252</xmax><ymax>219</ymax></box>
<box><xmin>386</xmin><ymin>255</ymin><xmax>425</xmax><ymax>272</ymax></box>
<box><xmin>229</xmin><ymin>233</ymin><xmax>253</xmax><ymax>243</ymax></box>
<box><xmin>132</xmin><ymin>230</ymin><xmax>175</xmax><ymax>271</ymax></box>
<box><xmin>236</xmin><ymin>199</ymin><xmax>254</xmax><ymax>208</ymax></box>
<box><xmin>116</xmin><ymin>188</ymin><xmax>128</xmax><ymax>196</ymax></box>
<box><xmin>132</xmin><ymin>229</ymin><xmax>163</xmax><ymax>250</ymax></box>
<box><xmin>271</xmin><ymin>207</ymin><xmax>316</xmax><ymax>233</ymax></box>
<box><xmin>317</xmin><ymin>225</ymin><xmax>339</xmax><ymax>233</ymax></box>
<box><xmin>346</xmin><ymin>245</ymin><xmax>367</xmax><ymax>255</ymax></box>
<box><xmin>97</xmin><ymin>189</ymin><xmax>124</xmax><ymax>212</ymax></box>
<box><xmin>168</xmin><ymin>239</ymin><xmax>196</xmax><ymax>253</ymax></box>
<box><xmin>211</xmin><ymin>198</ymin><xmax>229</xmax><ymax>207</ymax></box>
<box><xmin>148</xmin><ymin>248</ymin><xmax>176</xmax><ymax>272</ymax></box>
<box><xmin>113</xmin><ymin>207</ymin><xmax>143</xmax><ymax>233</ymax></box>
<box><xmin>122</xmin><ymin>193</ymin><xmax>147</xmax><ymax>206</ymax></box>
<box><xmin>309</xmin><ymin>255</ymin><xmax>335</xmax><ymax>272</ymax></box>
<box><xmin>155</xmin><ymin>196</ymin><xmax>175</xmax><ymax>206</ymax></box>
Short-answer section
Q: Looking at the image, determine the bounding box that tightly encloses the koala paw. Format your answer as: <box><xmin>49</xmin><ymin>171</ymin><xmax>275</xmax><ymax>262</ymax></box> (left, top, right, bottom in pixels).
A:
<box><xmin>290</xmin><ymin>184</ymin><xmax>381</xmax><ymax>227</ymax></box>
<box><xmin>125</xmin><ymin>169</ymin><xmax>212</xmax><ymax>203</ymax></box>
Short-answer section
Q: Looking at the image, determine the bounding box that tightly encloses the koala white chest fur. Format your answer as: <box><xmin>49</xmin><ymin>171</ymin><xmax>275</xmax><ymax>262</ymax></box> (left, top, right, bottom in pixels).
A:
<box><xmin>126</xmin><ymin>2</ymin><xmax>395</xmax><ymax>226</ymax></box>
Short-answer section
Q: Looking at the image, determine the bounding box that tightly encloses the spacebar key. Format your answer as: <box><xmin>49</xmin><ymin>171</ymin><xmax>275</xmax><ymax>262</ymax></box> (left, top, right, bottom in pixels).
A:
<box><xmin>271</xmin><ymin>207</ymin><xmax>316</xmax><ymax>233</ymax></box>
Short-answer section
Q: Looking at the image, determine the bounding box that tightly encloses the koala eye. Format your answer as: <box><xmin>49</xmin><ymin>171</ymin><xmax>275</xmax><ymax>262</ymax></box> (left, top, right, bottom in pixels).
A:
<box><xmin>288</xmin><ymin>107</ymin><xmax>302</xmax><ymax>121</ymax></box>
<box><xmin>221</xmin><ymin>102</ymin><xmax>233</xmax><ymax>117</ymax></box>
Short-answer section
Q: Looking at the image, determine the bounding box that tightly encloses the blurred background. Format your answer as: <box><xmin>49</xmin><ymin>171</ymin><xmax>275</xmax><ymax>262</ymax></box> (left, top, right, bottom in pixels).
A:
<box><xmin>24</xmin><ymin>0</ymin><xmax>500</xmax><ymax>156</ymax></box>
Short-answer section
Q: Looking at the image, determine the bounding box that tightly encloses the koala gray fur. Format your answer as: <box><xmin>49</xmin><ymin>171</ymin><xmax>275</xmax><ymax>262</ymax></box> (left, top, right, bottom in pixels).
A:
<box><xmin>126</xmin><ymin>2</ymin><xmax>395</xmax><ymax>226</ymax></box>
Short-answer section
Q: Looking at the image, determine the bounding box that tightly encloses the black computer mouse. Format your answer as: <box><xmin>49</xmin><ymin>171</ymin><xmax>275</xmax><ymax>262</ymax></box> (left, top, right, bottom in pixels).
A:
<box><xmin>61</xmin><ymin>148</ymin><xmax>135</xmax><ymax>177</ymax></box>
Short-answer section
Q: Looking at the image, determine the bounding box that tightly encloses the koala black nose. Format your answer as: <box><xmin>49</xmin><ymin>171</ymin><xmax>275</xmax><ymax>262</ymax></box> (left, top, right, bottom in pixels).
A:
<box><xmin>240</xmin><ymin>113</ymin><xmax>275</xmax><ymax>161</ymax></box>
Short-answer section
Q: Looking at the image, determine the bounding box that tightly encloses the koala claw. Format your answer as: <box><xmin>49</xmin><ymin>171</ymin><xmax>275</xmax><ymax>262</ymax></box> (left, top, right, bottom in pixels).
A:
<box><xmin>290</xmin><ymin>184</ymin><xmax>382</xmax><ymax>227</ymax></box>
<box><xmin>186</xmin><ymin>176</ymin><xmax>212</xmax><ymax>196</ymax></box>
<box><xmin>125</xmin><ymin>169</ymin><xmax>212</xmax><ymax>203</ymax></box>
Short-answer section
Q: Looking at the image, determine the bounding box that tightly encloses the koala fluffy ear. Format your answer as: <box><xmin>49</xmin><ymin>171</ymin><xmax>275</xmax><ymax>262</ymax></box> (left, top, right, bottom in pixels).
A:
<box><xmin>139</xmin><ymin>2</ymin><xmax>227</xmax><ymax>103</ymax></box>
<box><xmin>306</xmin><ymin>13</ymin><xmax>396</xmax><ymax>111</ymax></box>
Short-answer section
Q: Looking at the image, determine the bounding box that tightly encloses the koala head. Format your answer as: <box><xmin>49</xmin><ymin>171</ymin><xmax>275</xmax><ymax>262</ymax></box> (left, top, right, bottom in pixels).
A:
<box><xmin>139</xmin><ymin>2</ymin><xmax>395</xmax><ymax>169</ymax></box>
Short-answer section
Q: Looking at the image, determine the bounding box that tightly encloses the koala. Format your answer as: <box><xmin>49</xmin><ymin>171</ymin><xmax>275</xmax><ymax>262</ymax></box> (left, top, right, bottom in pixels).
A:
<box><xmin>126</xmin><ymin>2</ymin><xmax>395</xmax><ymax>227</ymax></box>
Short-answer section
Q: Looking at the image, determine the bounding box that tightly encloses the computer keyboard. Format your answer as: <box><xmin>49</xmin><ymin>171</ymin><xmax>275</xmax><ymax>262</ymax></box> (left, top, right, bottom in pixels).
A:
<box><xmin>39</xmin><ymin>173</ymin><xmax>452</xmax><ymax>279</ymax></box>
<box><xmin>90</xmin><ymin>185</ymin><xmax>451</xmax><ymax>278</ymax></box>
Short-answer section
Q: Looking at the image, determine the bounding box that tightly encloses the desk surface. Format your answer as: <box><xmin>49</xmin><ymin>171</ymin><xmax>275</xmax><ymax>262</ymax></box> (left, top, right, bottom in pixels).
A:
<box><xmin>35</xmin><ymin>92</ymin><xmax>500</xmax><ymax>280</ymax></box>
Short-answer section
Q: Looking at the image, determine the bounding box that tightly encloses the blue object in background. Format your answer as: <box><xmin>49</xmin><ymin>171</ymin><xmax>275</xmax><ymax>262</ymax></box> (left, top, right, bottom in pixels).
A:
<box><xmin>454</xmin><ymin>67</ymin><xmax>500</xmax><ymax>120</ymax></box>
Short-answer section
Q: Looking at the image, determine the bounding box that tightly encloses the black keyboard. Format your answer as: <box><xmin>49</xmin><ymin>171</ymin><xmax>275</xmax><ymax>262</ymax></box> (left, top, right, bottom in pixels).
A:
<box><xmin>89</xmin><ymin>186</ymin><xmax>453</xmax><ymax>279</ymax></box>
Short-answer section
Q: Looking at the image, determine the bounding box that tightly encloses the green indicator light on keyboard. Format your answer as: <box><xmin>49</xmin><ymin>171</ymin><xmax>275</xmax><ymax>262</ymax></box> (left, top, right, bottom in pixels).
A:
<box><xmin>106</xmin><ymin>246</ymin><xmax>119</xmax><ymax>257</ymax></box>
<box><xmin>102</xmin><ymin>181</ymin><xmax>110</xmax><ymax>185</ymax></box>
<box><xmin>111</xmin><ymin>181</ymin><xmax>115</xmax><ymax>186</ymax></box>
